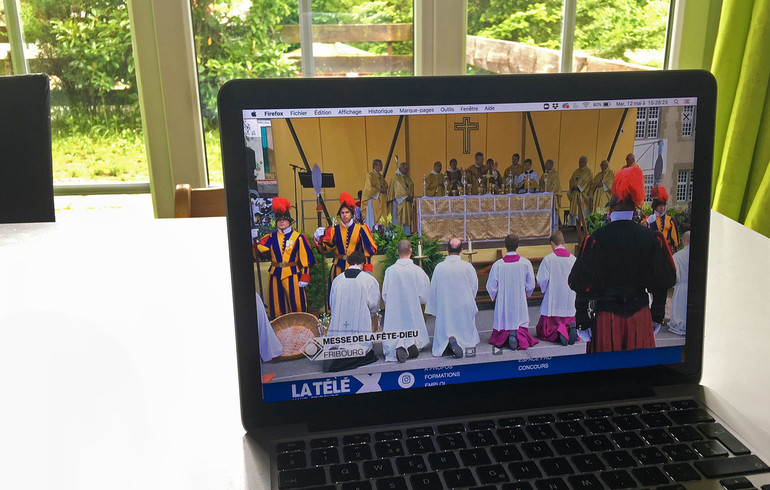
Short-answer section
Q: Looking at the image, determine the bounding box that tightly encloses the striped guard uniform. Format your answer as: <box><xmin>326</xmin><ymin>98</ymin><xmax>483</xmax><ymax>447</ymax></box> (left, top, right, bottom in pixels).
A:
<box><xmin>256</xmin><ymin>229</ymin><xmax>315</xmax><ymax>319</ymax></box>
<box><xmin>316</xmin><ymin>222</ymin><xmax>377</xmax><ymax>285</ymax></box>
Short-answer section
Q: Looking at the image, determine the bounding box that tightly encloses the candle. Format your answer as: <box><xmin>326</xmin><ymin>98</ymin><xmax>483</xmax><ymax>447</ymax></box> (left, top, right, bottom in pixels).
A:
<box><xmin>417</xmin><ymin>240</ymin><xmax>423</xmax><ymax>257</ymax></box>
<box><xmin>468</xmin><ymin>240</ymin><xmax>473</xmax><ymax>253</ymax></box>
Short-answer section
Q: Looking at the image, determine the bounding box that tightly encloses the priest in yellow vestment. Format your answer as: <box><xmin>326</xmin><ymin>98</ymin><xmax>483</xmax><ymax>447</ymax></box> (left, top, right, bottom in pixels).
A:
<box><xmin>361</xmin><ymin>158</ymin><xmax>388</xmax><ymax>228</ymax></box>
<box><xmin>567</xmin><ymin>156</ymin><xmax>593</xmax><ymax>226</ymax></box>
<box><xmin>425</xmin><ymin>161</ymin><xmax>446</xmax><ymax>197</ymax></box>
<box><xmin>387</xmin><ymin>160</ymin><xmax>415</xmax><ymax>234</ymax></box>
<box><xmin>589</xmin><ymin>160</ymin><xmax>615</xmax><ymax>214</ymax></box>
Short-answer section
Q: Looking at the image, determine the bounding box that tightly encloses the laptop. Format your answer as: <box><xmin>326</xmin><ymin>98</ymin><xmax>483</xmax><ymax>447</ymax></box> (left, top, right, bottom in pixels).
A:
<box><xmin>219</xmin><ymin>71</ymin><xmax>770</xmax><ymax>489</ymax></box>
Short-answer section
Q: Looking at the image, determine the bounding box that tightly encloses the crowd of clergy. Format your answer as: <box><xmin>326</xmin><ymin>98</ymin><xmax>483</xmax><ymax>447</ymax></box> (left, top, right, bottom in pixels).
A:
<box><xmin>255</xmin><ymin>161</ymin><xmax>690</xmax><ymax>371</ymax></box>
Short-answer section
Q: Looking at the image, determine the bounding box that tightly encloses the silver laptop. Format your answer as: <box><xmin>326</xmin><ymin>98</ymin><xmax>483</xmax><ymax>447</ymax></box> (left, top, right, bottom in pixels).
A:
<box><xmin>219</xmin><ymin>71</ymin><xmax>770</xmax><ymax>489</ymax></box>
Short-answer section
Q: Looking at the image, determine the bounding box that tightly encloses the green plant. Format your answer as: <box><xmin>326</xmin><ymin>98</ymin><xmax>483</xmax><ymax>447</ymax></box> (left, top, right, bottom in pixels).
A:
<box><xmin>306</xmin><ymin>246</ymin><xmax>329</xmax><ymax>313</ymax></box>
<box><xmin>586</xmin><ymin>212</ymin><xmax>609</xmax><ymax>234</ymax></box>
<box><xmin>381</xmin><ymin>228</ymin><xmax>443</xmax><ymax>279</ymax></box>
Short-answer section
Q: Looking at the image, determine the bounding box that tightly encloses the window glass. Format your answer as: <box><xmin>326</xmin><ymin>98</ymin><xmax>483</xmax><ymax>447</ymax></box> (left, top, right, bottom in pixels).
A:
<box><xmin>16</xmin><ymin>1</ymin><xmax>145</xmax><ymax>185</ymax></box>
<box><xmin>191</xmin><ymin>0</ymin><xmax>414</xmax><ymax>184</ymax></box>
<box><xmin>467</xmin><ymin>0</ymin><xmax>670</xmax><ymax>74</ymax></box>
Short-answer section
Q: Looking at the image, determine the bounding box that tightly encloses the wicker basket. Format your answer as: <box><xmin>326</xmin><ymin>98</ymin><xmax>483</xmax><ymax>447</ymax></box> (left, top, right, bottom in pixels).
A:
<box><xmin>271</xmin><ymin>312</ymin><xmax>320</xmax><ymax>361</ymax></box>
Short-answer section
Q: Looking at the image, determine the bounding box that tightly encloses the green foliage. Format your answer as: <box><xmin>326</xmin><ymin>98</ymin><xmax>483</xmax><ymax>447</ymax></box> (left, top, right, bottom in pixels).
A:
<box><xmin>23</xmin><ymin>0</ymin><xmax>137</xmax><ymax>114</ymax></box>
<box><xmin>306</xmin><ymin>247</ymin><xmax>329</xmax><ymax>312</ymax></box>
<box><xmin>586</xmin><ymin>212</ymin><xmax>609</xmax><ymax>234</ymax></box>
<box><xmin>382</xmin><ymin>229</ymin><xmax>443</xmax><ymax>280</ymax></box>
<box><xmin>192</xmin><ymin>0</ymin><xmax>298</xmax><ymax>120</ymax></box>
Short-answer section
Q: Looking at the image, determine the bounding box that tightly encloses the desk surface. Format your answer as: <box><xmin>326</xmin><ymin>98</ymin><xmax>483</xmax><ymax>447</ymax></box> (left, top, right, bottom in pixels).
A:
<box><xmin>1</xmin><ymin>211</ymin><xmax>768</xmax><ymax>489</ymax></box>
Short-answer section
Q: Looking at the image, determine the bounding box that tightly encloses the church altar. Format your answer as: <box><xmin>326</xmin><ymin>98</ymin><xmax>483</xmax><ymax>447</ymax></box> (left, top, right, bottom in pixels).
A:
<box><xmin>417</xmin><ymin>193</ymin><xmax>554</xmax><ymax>243</ymax></box>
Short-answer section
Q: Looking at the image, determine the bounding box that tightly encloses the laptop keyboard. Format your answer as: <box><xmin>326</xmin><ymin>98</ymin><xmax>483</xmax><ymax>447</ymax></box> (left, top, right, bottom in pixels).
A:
<box><xmin>274</xmin><ymin>399</ymin><xmax>770</xmax><ymax>489</ymax></box>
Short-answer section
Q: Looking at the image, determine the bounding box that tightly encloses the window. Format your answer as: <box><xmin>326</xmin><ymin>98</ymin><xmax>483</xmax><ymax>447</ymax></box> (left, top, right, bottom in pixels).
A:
<box><xmin>681</xmin><ymin>105</ymin><xmax>695</xmax><ymax>137</ymax></box>
<box><xmin>644</xmin><ymin>173</ymin><xmax>655</xmax><ymax>204</ymax></box>
<box><xmin>636</xmin><ymin>107</ymin><xmax>659</xmax><ymax>139</ymax></box>
<box><xmin>677</xmin><ymin>169</ymin><xmax>693</xmax><ymax>202</ymax></box>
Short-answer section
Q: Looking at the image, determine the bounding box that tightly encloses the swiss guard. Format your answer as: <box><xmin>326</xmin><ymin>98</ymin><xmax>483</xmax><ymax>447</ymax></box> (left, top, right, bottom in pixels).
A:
<box><xmin>255</xmin><ymin>197</ymin><xmax>316</xmax><ymax>319</ymax></box>
<box><xmin>644</xmin><ymin>185</ymin><xmax>679</xmax><ymax>254</ymax></box>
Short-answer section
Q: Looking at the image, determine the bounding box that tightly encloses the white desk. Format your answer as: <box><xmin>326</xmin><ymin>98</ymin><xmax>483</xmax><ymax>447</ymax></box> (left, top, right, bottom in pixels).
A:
<box><xmin>1</xmin><ymin>211</ymin><xmax>769</xmax><ymax>489</ymax></box>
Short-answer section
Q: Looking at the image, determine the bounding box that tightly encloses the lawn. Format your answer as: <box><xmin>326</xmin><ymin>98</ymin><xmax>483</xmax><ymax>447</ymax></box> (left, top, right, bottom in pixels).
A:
<box><xmin>52</xmin><ymin>126</ymin><xmax>223</xmax><ymax>185</ymax></box>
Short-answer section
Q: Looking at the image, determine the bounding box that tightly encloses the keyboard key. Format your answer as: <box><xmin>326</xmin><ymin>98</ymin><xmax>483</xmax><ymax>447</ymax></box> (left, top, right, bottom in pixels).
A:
<box><xmin>491</xmin><ymin>444</ymin><xmax>523</xmax><ymax>462</ymax></box>
<box><xmin>669</xmin><ymin>425</ymin><xmax>703</xmax><ymax>442</ymax></box>
<box><xmin>437</xmin><ymin>433</ymin><xmax>466</xmax><ymax>451</ymax></box>
<box><xmin>670</xmin><ymin>399</ymin><xmax>699</xmax><ymax>409</ymax></box>
<box><xmin>581</xmin><ymin>434</ymin><xmax>614</xmax><ymax>452</ymax></box>
<box><xmin>611</xmin><ymin>431</ymin><xmax>645</xmax><ymax>449</ymax></box>
<box><xmin>631</xmin><ymin>466</ymin><xmax>669</xmax><ymax>486</ymax></box>
<box><xmin>428</xmin><ymin>451</ymin><xmax>459</xmax><ymax>470</ymax></box>
<box><xmin>277</xmin><ymin>451</ymin><xmax>307</xmax><ymax>470</ymax></box>
<box><xmin>657</xmin><ymin>486</ymin><xmax>687</xmax><ymax>490</ymax></box>
<box><xmin>311</xmin><ymin>437</ymin><xmax>339</xmax><ymax>448</ymax></box>
<box><xmin>344</xmin><ymin>433</ymin><xmax>371</xmax><ymax>445</ymax></box>
<box><xmin>571</xmin><ymin>454</ymin><xmax>606</xmax><ymax>473</ymax></box>
<box><xmin>522</xmin><ymin>441</ymin><xmax>554</xmax><ymax>459</ymax></box>
<box><xmin>277</xmin><ymin>440</ymin><xmax>306</xmax><ymax>453</ymax></box>
<box><xmin>534</xmin><ymin>477</ymin><xmax>568</xmax><ymax>490</ymax></box>
<box><xmin>540</xmin><ymin>457</ymin><xmax>574</xmax><ymax>476</ymax></box>
<box><xmin>437</xmin><ymin>423</ymin><xmax>465</xmax><ymax>434</ymax></box>
<box><xmin>555</xmin><ymin>421</ymin><xmax>585</xmax><ymax>437</ymax></box>
<box><xmin>363</xmin><ymin>459</ymin><xmax>394</xmax><ymax>479</ymax></box>
<box><xmin>508</xmin><ymin>461</ymin><xmax>542</xmax><ymax>480</ymax></box>
<box><xmin>602</xmin><ymin>450</ymin><xmax>637</xmax><ymax>469</ymax></box>
<box><xmin>278</xmin><ymin>467</ymin><xmax>327</xmax><ymax>489</ymax></box>
<box><xmin>497</xmin><ymin>426</ymin><xmax>527</xmax><ymax>443</ymax></box>
<box><xmin>632</xmin><ymin>446</ymin><xmax>667</xmax><ymax>465</ymax></box>
<box><xmin>640</xmin><ymin>427</ymin><xmax>675</xmax><ymax>445</ymax></box>
<box><xmin>557</xmin><ymin>410</ymin><xmax>584</xmax><ymax>421</ymax></box>
<box><xmin>467</xmin><ymin>430</ymin><xmax>497</xmax><ymax>447</ymax></box>
<box><xmin>395</xmin><ymin>455</ymin><xmax>427</xmax><ymax>474</ymax></box>
<box><xmin>567</xmin><ymin>474</ymin><xmax>603</xmax><ymax>490</ymax></box>
<box><xmin>668</xmin><ymin>408</ymin><xmax>714</xmax><ymax>425</ymax></box>
<box><xmin>599</xmin><ymin>469</ymin><xmax>636</xmax><ymax>489</ymax></box>
<box><xmin>375</xmin><ymin>430</ymin><xmax>403</xmax><ymax>441</ymax></box>
<box><xmin>406</xmin><ymin>427</ymin><xmax>434</xmax><ymax>437</ymax></box>
<box><xmin>692</xmin><ymin>440</ymin><xmax>729</xmax><ymax>458</ymax></box>
<box><xmin>663</xmin><ymin>462</ymin><xmax>701</xmax><ymax>482</ymax></box>
<box><xmin>343</xmin><ymin>443</ymin><xmax>373</xmax><ymax>462</ymax></box>
<box><xmin>529</xmin><ymin>413</ymin><xmax>556</xmax><ymax>424</ymax></box>
<box><xmin>476</xmin><ymin>463</ymin><xmax>510</xmax><ymax>484</ymax></box>
<box><xmin>611</xmin><ymin>415</ymin><xmax>643</xmax><ymax>431</ymax></box>
<box><xmin>375</xmin><ymin>440</ymin><xmax>404</xmax><ymax>458</ymax></box>
<box><xmin>720</xmin><ymin>476</ymin><xmax>755</xmax><ymax>490</ymax></box>
<box><xmin>460</xmin><ymin>447</ymin><xmax>492</xmax><ymax>467</ymax></box>
<box><xmin>443</xmin><ymin>468</ymin><xmax>477</xmax><ymax>488</ymax></box>
<box><xmin>499</xmin><ymin>416</ymin><xmax>526</xmax><ymax>427</ymax></box>
<box><xmin>698</xmin><ymin>422</ymin><xmax>751</xmax><ymax>455</ymax></box>
<box><xmin>614</xmin><ymin>405</ymin><xmax>642</xmax><ymax>415</ymax></box>
<box><xmin>585</xmin><ymin>408</ymin><xmax>613</xmax><ymax>418</ymax></box>
<box><xmin>330</xmin><ymin>463</ymin><xmax>361</xmax><ymax>483</ymax></box>
<box><xmin>405</xmin><ymin>436</ymin><xmax>435</xmax><ymax>455</ymax></box>
<box><xmin>639</xmin><ymin>411</ymin><xmax>672</xmax><ymax>427</ymax></box>
<box><xmin>662</xmin><ymin>443</ymin><xmax>699</xmax><ymax>461</ymax></box>
<box><xmin>584</xmin><ymin>418</ymin><xmax>615</xmax><ymax>433</ymax></box>
<box><xmin>552</xmin><ymin>437</ymin><xmax>585</xmax><ymax>456</ymax></box>
<box><xmin>375</xmin><ymin>476</ymin><xmax>407</xmax><ymax>490</ymax></box>
<box><xmin>527</xmin><ymin>424</ymin><xmax>558</xmax><ymax>440</ymax></box>
<box><xmin>502</xmin><ymin>482</ymin><xmax>533</xmax><ymax>490</ymax></box>
<box><xmin>469</xmin><ymin>420</ymin><xmax>496</xmax><ymax>431</ymax></box>
<box><xmin>409</xmin><ymin>472</ymin><xmax>442</xmax><ymax>490</ymax></box>
<box><xmin>342</xmin><ymin>481</ymin><xmax>372</xmax><ymax>490</ymax></box>
<box><xmin>311</xmin><ymin>447</ymin><xmax>340</xmax><ymax>465</ymax></box>
<box><xmin>642</xmin><ymin>401</ymin><xmax>670</xmax><ymax>412</ymax></box>
<box><xmin>694</xmin><ymin>455</ymin><xmax>770</xmax><ymax>478</ymax></box>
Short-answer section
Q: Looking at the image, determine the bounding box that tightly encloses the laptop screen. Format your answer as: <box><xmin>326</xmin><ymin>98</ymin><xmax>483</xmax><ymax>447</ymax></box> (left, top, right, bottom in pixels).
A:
<box><xmin>219</xmin><ymin>72</ymin><xmax>714</xmax><ymax>422</ymax></box>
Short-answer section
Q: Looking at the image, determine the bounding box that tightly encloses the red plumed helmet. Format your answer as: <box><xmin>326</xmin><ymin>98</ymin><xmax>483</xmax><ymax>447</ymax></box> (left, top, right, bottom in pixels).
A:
<box><xmin>611</xmin><ymin>165</ymin><xmax>645</xmax><ymax>208</ymax></box>
<box><xmin>339</xmin><ymin>192</ymin><xmax>356</xmax><ymax>210</ymax></box>
<box><xmin>651</xmin><ymin>185</ymin><xmax>669</xmax><ymax>203</ymax></box>
<box><xmin>272</xmin><ymin>197</ymin><xmax>291</xmax><ymax>214</ymax></box>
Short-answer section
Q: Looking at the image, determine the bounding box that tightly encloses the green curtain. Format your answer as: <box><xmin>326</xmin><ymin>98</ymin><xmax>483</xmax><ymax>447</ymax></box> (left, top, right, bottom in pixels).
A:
<box><xmin>710</xmin><ymin>0</ymin><xmax>770</xmax><ymax>237</ymax></box>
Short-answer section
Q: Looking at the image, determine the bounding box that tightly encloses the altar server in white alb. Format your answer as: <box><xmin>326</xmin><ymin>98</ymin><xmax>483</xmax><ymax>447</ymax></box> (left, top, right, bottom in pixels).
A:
<box><xmin>381</xmin><ymin>240</ymin><xmax>431</xmax><ymax>362</ymax></box>
<box><xmin>668</xmin><ymin>231</ymin><xmax>690</xmax><ymax>336</ymax></box>
<box><xmin>325</xmin><ymin>251</ymin><xmax>381</xmax><ymax>372</ymax></box>
<box><xmin>257</xmin><ymin>293</ymin><xmax>283</xmax><ymax>362</ymax></box>
<box><xmin>486</xmin><ymin>234</ymin><xmax>539</xmax><ymax>350</ymax></box>
<box><xmin>426</xmin><ymin>238</ymin><xmax>480</xmax><ymax>358</ymax></box>
<box><xmin>535</xmin><ymin>231</ymin><xmax>578</xmax><ymax>345</ymax></box>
